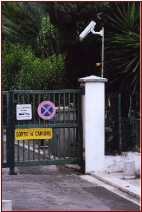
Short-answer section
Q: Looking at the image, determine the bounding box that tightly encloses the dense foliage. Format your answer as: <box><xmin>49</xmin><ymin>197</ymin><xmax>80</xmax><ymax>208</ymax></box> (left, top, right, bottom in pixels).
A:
<box><xmin>2</xmin><ymin>2</ymin><xmax>140</xmax><ymax>115</ymax></box>
<box><xmin>105</xmin><ymin>2</ymin><xmax>140</xmax><ymax>115</ymax></box>
<box><xmin>105</xmin><ymin>2</ymin><xmax>140</xmax><ymax>96</ymax></box>
<box><xmin>2</xmin><ymin>42</ymin><xmax>65</xmax><ymax>90</ymax></box>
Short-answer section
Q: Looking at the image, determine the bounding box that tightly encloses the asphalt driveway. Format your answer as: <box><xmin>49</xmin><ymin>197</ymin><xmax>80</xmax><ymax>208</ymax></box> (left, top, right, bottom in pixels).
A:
<box><xmin>2</xmin><ymin>165</ymin><xmax>140</xmax><ymax>211</ymax></box>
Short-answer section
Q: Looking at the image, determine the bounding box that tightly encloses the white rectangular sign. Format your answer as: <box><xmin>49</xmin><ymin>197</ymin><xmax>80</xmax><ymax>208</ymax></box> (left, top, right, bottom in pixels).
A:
<box><xmin>16</xmin><ymin>104</ymin><xmax>32</xmax><ymax>120</ymax></box>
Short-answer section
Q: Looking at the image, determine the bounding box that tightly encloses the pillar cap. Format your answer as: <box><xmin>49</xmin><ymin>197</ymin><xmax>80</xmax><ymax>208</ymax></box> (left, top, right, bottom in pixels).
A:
<box><xmin>78</xmin><ymin>75</ymin><xmax>108</xmax><ymax>83</ymax></box>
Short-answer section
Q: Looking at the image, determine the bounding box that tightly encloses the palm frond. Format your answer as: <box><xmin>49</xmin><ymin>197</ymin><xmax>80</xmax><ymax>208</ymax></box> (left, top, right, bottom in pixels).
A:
<box><xmin>105</xmin><ymin>2</ymin><xmax>140</xmax><ymax>96</ymax></box>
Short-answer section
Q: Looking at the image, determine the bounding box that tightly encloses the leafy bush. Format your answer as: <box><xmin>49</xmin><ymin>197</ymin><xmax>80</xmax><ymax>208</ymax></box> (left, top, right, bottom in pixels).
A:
<box><xmin>2</xmin><ymin>42</ymin><xmax>25</xmax><ymax>90</ymax></box>
<box><xmin>2</xmin><ymin>42</ymin><xmax>66</xmax><ymax>90</ymax></box>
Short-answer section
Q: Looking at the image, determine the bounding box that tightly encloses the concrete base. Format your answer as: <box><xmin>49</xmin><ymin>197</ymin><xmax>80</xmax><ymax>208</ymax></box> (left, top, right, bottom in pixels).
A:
<box><xmin>123</xmin><ymin>160</ymin><xmax>136</xmax><ymax>180</ymax></box>
<box><xmin>123</xmin><ymin>175</ymin><xmax>136</xmax><ymax>179</ymax></box>
<box><xmin>2</xmin><ymin>200</ymin><xmax>12</xmax><ymax>211</ymax></box>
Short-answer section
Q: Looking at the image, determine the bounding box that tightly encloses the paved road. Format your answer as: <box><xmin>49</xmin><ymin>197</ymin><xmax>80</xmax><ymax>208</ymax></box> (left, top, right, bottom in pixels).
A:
<box><xmin>2</xmin><ymin>165</ymin><xmax>140</xmax><ymax>211</ymax></box>
<box><xmin>2</xmin><ymin>140</ymin><xmax>140</xmax><ymax>210</ymax></box>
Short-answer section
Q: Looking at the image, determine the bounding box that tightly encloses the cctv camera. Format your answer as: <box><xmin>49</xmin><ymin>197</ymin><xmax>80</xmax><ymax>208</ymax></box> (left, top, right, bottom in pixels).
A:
<box><xmin>79</xmin><ymin>21</ymin><xmax>96</xmax><ymax>39</ymax></box>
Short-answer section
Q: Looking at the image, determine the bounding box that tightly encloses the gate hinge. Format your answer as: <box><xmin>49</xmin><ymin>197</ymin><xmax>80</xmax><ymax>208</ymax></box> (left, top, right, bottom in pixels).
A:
<box><xmin>80</xmin><ymin>86</ymin><xmax>85</xmax><ymax>95</ymax></box>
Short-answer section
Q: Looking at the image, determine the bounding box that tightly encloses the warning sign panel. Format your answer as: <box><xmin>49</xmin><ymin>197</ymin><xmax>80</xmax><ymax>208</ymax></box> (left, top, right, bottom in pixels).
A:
<box><xmin>16</xmin><ymin>104</ymin><xmax>32</xmax><ymax>120</ymax></box>
<box><xmin>15</xmin><ymin>128</ymin><xmax>52</xmax><ymax>140</ymax></box>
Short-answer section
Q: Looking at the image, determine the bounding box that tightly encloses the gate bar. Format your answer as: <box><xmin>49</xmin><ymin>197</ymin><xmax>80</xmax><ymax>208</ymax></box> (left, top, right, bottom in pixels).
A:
<box><xmin>8</xmin><ymin>91</ymin><xmax>17</xmax><ymax>175</ymax></box>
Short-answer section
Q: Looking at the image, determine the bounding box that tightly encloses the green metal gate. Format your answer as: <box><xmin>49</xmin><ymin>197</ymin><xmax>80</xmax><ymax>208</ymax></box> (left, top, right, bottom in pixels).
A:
<box><xmin>2</xmin><ymin>90</ymin><xmax>83</xmax><ymax>174</ymax></box>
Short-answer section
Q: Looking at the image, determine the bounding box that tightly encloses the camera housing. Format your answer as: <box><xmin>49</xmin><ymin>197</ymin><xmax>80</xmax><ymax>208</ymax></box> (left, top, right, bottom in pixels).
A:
<box><xmin>79</xmin><ymin>21</ymin><xmax>96</xmax><ymax>39</ymax></box>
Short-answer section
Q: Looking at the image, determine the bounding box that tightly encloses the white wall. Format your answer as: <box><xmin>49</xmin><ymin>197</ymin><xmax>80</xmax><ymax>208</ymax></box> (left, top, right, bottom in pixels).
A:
<box><xmin>104</xmin><ymin>152</ymin><xmax>140</xmax><ymax>176</ymax></box>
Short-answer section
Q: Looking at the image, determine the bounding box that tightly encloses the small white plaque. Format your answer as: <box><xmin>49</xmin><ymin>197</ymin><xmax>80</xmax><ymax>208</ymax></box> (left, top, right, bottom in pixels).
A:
<box><xmin>16</xmin><ymin>104</ymin><xmax>32</xmax><ymax>120</ymax></box>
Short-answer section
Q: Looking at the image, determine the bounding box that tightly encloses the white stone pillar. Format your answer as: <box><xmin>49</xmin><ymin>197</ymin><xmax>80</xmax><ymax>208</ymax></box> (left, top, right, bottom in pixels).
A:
<box><xmin>78</xmin><ymin>75</ymin><xmax>108</xmax><ymax>173</ymax></box>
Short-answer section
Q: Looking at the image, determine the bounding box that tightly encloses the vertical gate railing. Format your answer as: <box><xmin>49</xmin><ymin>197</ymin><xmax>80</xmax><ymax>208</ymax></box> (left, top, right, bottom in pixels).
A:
<box><xmin>2</xmin><ymin>91</ymin><xmax>9</xmax><ymax>168</ymax></box>
<box><xmin>105</xmin><ymin>93</ymin><xmax>122</xmax><ymax>155</ymax></box>
<box><xmin>2</xmin><ymin>91</ymin><xmax>16</xmax><ymax>174</ymax></box>
<box><xmin>105</xmin><ymin>93</ymin><xmax>140</xmax><ymax>154</ymax></box>
<box><xmin>2</xmin><ymin>90</ymin><xmax>83</xmax><ymax>174</ymax></box>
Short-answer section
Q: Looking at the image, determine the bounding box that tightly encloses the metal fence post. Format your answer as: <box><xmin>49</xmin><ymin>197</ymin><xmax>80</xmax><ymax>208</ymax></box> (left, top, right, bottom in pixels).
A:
<box><xmin>8</xmin><ymin>90</ymin><xmax>17</xmax><ymax>175</ymax></box>
<box><xmin>118</xmin><ymin>94</ymin><xmax>122</xmax><ymax>153</ymax></box>
<box><xmin>131</xmin><ymin>118</ymin><xmax>135</xmax><ymax>151</ymax></box>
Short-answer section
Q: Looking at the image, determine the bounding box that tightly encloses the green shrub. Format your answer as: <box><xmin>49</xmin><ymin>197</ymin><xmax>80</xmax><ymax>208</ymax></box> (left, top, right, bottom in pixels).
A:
<box><xmin>2</xmin><ymin>42</ymin><xmax>25</xmax><ymax>90</ymax></box>
<box><xmin>2</xmin><ymin>42</ymin><xmax>66</xmax><ymax>90</ymax></box>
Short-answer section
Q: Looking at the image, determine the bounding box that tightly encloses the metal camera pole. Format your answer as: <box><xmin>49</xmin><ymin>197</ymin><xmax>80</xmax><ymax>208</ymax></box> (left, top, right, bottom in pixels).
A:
<box><xmin>96</xmin><ymin>12</ymin><xmax>105</xmax><ymax>78</ymax></box>
<box><xmin>101</xmin><ymin>25</ymin><xmax>104</xmax><ymax>78</ymax></box>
